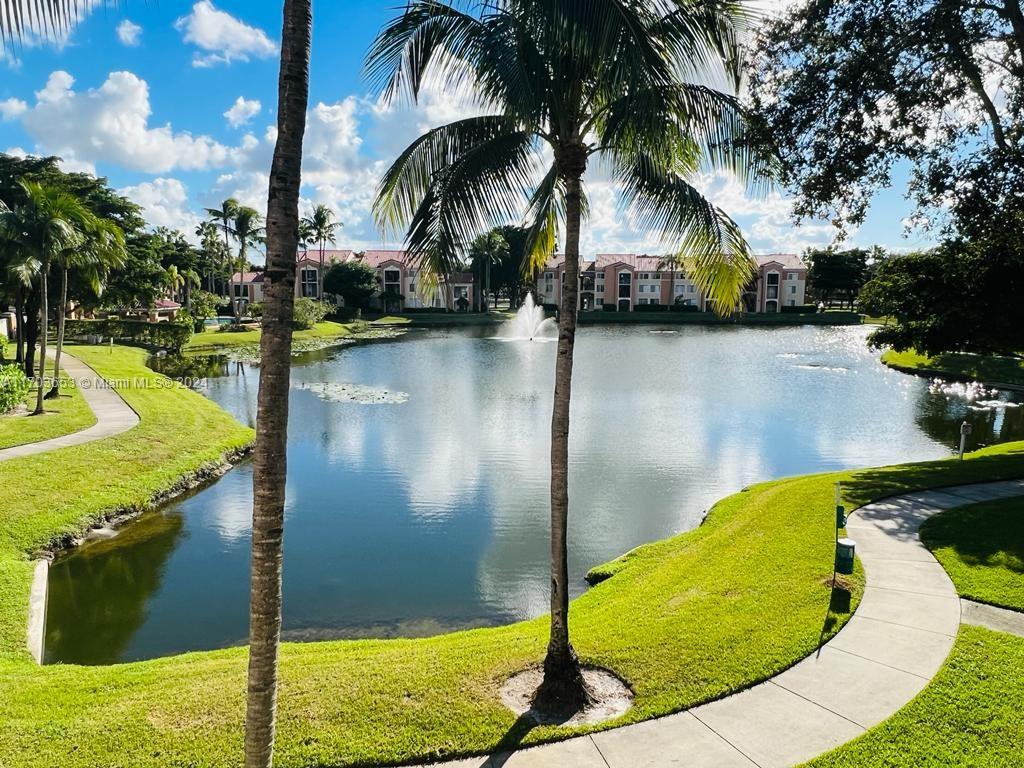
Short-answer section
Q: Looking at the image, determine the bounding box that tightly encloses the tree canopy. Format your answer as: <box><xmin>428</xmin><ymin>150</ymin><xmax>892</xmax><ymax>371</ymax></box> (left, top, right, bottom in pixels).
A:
<box><xmin>860</xmin><ymin>239</ymin><xmax>1024</xmax><ymax>355</ymax></box>
<box><xmin>324</xmin><ymin>258</ymin><xmax>378</xmax><ymax>309</ymax></box>
<box><xmin>750</xmin><ymin>0</ymin><xmax>1024</xmax><ymax>237</ymax></box>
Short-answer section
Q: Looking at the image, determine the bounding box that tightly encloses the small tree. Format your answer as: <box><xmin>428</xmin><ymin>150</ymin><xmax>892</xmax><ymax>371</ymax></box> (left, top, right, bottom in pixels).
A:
<box><xmin>323</xmin><ymin>259</ymin><xmax>378</xmax><ymax>309</ymax></box>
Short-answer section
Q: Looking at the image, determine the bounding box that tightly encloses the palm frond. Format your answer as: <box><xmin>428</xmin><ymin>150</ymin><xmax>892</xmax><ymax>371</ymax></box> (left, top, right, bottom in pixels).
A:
<box><xmin>364</xmin><ymin>0</ymin><xmax>485</xmax><ymax>105</ymax></box>
<box><xmin>374</xmin><ymin>114</ymin><xmax>529</xmax><ymax>236</ymax></box>
<box><xmin>615</xmin><ymin>152</ymin><xmax>753</xmax><ymax>314</ymax></box>
<box><xmin>399</xmin><ymin>128</ymin><xmax>545</xmax><ymax>281</ymax></box>
<box><xmin>1</xmin><ymin>0</ymin><xmax>96</xmax><ymax>48</ymax></box>
<box><xmin>519</xmin><ymin>162</ymin><xmax>563</xmax><ymax>275</ymax></box>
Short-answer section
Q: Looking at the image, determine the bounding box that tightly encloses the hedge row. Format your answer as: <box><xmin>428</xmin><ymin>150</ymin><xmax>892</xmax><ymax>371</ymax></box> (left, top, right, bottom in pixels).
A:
<box><xmin>64</xmin><ymin>319</ymin><xmax>193</xmax><ymax>353</ymax></box>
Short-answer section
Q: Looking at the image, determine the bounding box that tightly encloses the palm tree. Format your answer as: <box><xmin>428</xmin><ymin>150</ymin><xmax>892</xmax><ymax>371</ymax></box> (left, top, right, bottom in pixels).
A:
<box><xmin>205</xmin><ymin>198</ymin><xmax>240</xmax><ymax>312</ymax></box>
<box><xmin>368</xmin><ymin>0</ymin><xmax>766</xmax><ymax>715</ymax></box>
<box><xmin>196</xmin><ymin>220</ymin><xmax>223</xmax><ymax>293</ymax></box>
<box><xmin>2</xmin><ymin>6</ymin><xmax>313</xmax><ymax>767</ymax></box>
<box><xmin>244</xmin><ymin>4</ymin><xmax>312</xmax><ymax>767</ymax></box>
<box><xmin>301</xmin><ymin>204</ymin><xmax>341</xmax><ymax>298</ymax></box>
<box><xmin>49</xmin><ymin>216</ymin><xmax>126</xmax><ymax>399</ymax></box>
<box><xmin>233</xmin><ymin>207</ymin><xmax>265</xmax><ymax>317</ymax></box>
<box><xmin>658</xmin><ymin>253</ymin><xmax>686</xmax><ymax>310</ymax></box>
<box><xmin>0</xmin><ymin>181</ymin><xmax>90</xmax><ymax>414</ymax></box>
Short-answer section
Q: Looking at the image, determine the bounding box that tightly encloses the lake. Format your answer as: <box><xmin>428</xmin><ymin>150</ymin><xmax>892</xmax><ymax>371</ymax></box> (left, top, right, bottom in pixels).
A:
<box><xmin>44</xmin><ymin>324</ymin><xmax>1024</xmax><ymax>664</ymax></box>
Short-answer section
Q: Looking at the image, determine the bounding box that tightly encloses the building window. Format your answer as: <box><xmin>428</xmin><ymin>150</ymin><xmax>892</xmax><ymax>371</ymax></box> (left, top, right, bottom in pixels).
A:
<box><xmin>790</xmin><ymin>285</ymin><xmax>797</xmax><ymax>294</ymax></box>
<box><xmin>675</xmin><ymin>285</ymin><xmax>685</xmax><ymax>294</ymax></box>
<box><xmin>301</xmin><ymin>268</ymin><xmax>318</xmax><ymax>298</ymax></box>
<box><xmin>788</xmin><ymin>272</ymin><xmax>798</xmax><ymax>280</ymax></box>
<box><xmin>384</xmin><ymin>268</ymin><xmax>401</xmax><ymax>296</ymax></box>
<box><xmin>233</xmin><ymin>284</ymin><xmax>248</xmax><ymax>299</ymax></box>
<box><xmin>618</xmin><ymin>271</ymin><xmax>632</xmax><ymax>299</ymax></box>
<box><xmin>788</xmin><ymin>299</ymin><xmax>796</xmax><ymax>306</ymax></box>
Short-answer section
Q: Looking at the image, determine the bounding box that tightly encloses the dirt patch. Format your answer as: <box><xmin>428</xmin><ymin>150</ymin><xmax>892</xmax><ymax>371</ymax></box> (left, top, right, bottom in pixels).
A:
<box><xmin>499</xmin><ymin>666</ymin><xmax>633</xmax><ymax>726</ymax></box>
<box><xmin>821</xmin><ymin>574</ymin><xmax>857</xmax><ymax>592</ymax></box>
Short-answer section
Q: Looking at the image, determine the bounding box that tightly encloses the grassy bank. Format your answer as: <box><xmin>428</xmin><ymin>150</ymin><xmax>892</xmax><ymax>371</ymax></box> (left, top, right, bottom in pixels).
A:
<box><xmin>367</xmin><ymin>311</ymin><xmax>512</xmax><ymax>327</ymax></box>
<box><xmin>1</xmin><ymin>429</ymin><xmax>1024</xmax><ymax>767</ymax></box>
<box><xmin>882</xmin><ymin>349</ymin><xmax>1024</xmax><ymax>388</ymax></box>
<box><xmin>920</xmin><ymin>498</ymin><xmax>1024</xmax><ymax>612</ymax></box>
<box><xmin>0</xmin><ymin>360</ymin><xmax>95</xmax><ymax>450</ymax></box>
<box><xmin>184</xmin><ymin>321</ymin><xmax>358</xmax><ymax>352</ymax></box>
<box><xmin>803</xmin><ymin>626</ymin><xmax>1024</xmax><ymax>768</ymax></box>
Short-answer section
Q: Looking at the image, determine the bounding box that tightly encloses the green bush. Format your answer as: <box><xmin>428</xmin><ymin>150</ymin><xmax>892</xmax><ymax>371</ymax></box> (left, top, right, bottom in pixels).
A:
<box><xmin>292</xmin><ymin>298</ymin><xmax>332</xmax><ymax>330</ymax></box>
<box><xmin>248</xmin><ymin>302</ymin><xmax>264</xmax><ymax>319</ymax></box>
<box><xmin>635</xmin><ymin>303</ymin><xmax>668</xmax><ymax>312</ymax></box>
<box><xmin>781</xmin><ymin>304</ymin><xmax>819</xmax><ymax>315</ymax></box>
<box><xmin>0</xmin><ymin>364</ymin><xmax>30</xmax><ymax>414</ymax></box>
<box><xmin>64</xmin><ymin>319</ymin><xmax>193</xmax><ymax>353</ymax></box>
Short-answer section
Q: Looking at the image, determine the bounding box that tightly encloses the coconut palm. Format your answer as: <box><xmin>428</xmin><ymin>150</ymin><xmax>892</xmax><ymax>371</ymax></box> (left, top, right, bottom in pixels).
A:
<box><xmin>368</xmin><ymin>0</ymin><xmax>767</xmax><ymax>715</ymax></box>
<box><xmin>2</xmin><ymin>6</ymin><xmax>313</xmax><ymax>767</ymax></box>
<box><xmin>0</xmin><ymin>181</ymin><xmax>90</xmax><ymax>414</ymax></box>
<box><xmin>48</xmin><ymin>216</ymin><xmax>126</xmax><ymax>399</ymax></box>
<box><xmin>205</xmin><ymin>199</ymin><xmax>240</xmax><ymax>311</ymax></box>
<box><xmin>301</xmin><ymin>204</ymin><xmax>341</xmax><ymax>298</ymax></box>
<box><xmin>658</xmin><ymin>253</ymin><xmax>686</xmax><ymax>309</ymax></box>
<box><xmin>233</xmin><ymin>207</ymin><xmax>265</xmax><ymax>316</ymax></box>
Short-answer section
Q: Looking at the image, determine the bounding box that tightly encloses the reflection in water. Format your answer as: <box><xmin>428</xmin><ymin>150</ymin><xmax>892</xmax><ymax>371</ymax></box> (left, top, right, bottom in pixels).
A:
<box><xmin>46</xmin><ymin>326</ymin><xmax>1024</xmax><ymax>664</ymax></box>
<box><xmin>45</xmin><ymin>512</ymin><xmax>184</xmax><ymax>665</ymax></box>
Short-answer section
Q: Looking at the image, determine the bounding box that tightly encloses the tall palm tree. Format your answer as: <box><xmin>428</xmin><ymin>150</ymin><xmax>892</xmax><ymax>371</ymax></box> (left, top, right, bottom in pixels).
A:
<box><xmin>205</xmin><ymin>199</ymin><xmax>240</xmax><ymax>311</ymax></box>
<box><xmin>0</xmin><ymin>181</ymin><xmax>89</xmax><ymax>414</ymax></box>
<box><xmin>196</xmin><ymin>220</ymin><xmax>223</xmax><ymax>293</ymax></box>
<box><xmin>245</xmin><ymin>4</ymin><xmax>312</xmax><ymax>768</ymax></box>
<box><xmin>233</xmin><ymin>207</ymin><xmax>266</xmax><ymax>317</ymax></box>
<box><xmin>301</xmin><ymin>204</ymin><xmax>341</xmax><ymax>298</ymax></box>
<box><xmin>368</xmin><ymin>0</ymin><xmax>766</xmax><ymax>715</ymax></box>
<box><xmin>49</xmin><ymin>216</ymin><xmax>126</xmax><ymax>399</ymax></box>
<box><xmin>1</xmin><ymin>6</ymin><xmax>312</xmax><ymax>767</ymax></box>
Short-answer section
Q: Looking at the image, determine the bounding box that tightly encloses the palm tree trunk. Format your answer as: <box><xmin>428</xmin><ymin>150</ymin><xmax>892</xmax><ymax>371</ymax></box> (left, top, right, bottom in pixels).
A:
<box><xmin>244</xmin><ymin>2</ymin><xmax>311</xmax><ymax>767</ymax></box>
<box><xmin>33</xmin><ymin>258</ymin><xmax>49</xmax><ymax>415</ymax></box>
<box><xmin>47</xmin><ymin>267</ymin><xmax>68</xmax><ymax>399</ymax></box>
<box><xmin>14</xmin><ymin>284</ymin><xmax>24</xmax><ymax>365</ymax></box>
<box><xmin>533</xmin><ymin>150</ymin><xmax>592</xmax><ymax>716</ymax></box>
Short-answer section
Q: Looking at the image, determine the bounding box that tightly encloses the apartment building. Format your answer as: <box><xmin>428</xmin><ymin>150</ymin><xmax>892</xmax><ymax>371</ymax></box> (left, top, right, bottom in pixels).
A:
<box><xmin>536</xmin><ymin>253</ymin><xmax>808</xmax><ymax>312</ymax></box>
<box><xmin>233</xmin><ymin>250</ymin><xmax>475</xmax><ymax>311</ymax></box>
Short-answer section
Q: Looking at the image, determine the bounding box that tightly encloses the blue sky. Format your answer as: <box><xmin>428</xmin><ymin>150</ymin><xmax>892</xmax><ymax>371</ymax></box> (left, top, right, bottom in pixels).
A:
<box><xmin>0</xmin><ymin>1</ymin><xmax>934</xmax><ymax>260</ymax></box>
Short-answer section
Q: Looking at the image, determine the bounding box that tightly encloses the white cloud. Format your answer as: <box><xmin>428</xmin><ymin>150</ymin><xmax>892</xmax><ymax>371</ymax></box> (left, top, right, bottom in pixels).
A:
<box><xmin>224</xmin><ymin>96</ymin><xmax>261</xmax><ymax>128</ymax></box>
<box><xmin>119</xmin><ymin>177</ymin><xmax>202</xmax><ymax>234</ymax></box>
<box><xmin>175</xmin><ymin>1</ymin><xmax>277</xmax><ymax>68</ymax></box>
<box><xmin>18</xmin><ymin>70</ymin><xmax>233</xmax><ymax>174</ymax></box>
<box><xmin>116</xmin><ymin>20</ymin><xmax>143</xmax><ymax>47</ymax></box>
<box><xmin>0</xmin><ymin>98</ymin><xmax>27</xmax><ymax>121</ymax></box>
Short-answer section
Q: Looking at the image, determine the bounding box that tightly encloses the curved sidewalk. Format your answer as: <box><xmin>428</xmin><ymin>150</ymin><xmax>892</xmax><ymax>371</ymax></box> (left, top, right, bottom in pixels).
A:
<box><xmin>0</xmin><ymin>351</ymin><xmax>139</xmax><ymax>462</ymax></box>
<box><xmin>411</xmin><ymin>479</ymin><xmax>1024</xmax><ymax>768</ymax></box>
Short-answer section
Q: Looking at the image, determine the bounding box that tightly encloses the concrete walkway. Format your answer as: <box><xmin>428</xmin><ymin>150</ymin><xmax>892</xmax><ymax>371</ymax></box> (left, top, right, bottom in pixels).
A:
<box><xmin>961</xmin><ymin>599</ymin><xmax>1024</xmax><ymax>638</ymax></box>
<box><xmin>410</xmin><ymin>479</ymin><xmax>1024</xmax><ymax>768</ymax></box>
<box><xmin>0</xmin><ymin>351</ymin><xmax>139</xmax><ymax>462</ymax></box>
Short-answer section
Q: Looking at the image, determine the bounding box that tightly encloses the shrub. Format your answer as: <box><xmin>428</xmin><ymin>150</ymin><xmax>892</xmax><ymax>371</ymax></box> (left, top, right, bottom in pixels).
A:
<box><xmin>670</xmin><ymin>303</ymin><xmax>701</xmax><ymax>313</ymax></box>
<box><xmin>0</xmin><ymin>364</ymin><xmax>30</xmax><ymax>414</ymax></box>
<box><xmin>781</xmin><ymin>304</ymin><xmax>819</xmax><ymax>315</ymax></box>
<box><xmin>64</xmin><ymin>319</ymin><xmax>193</xmax><ymax>353</ymax></box>
<box><xmin>602</xmin><ymin>303</ymin><xmax>618</xmax><ymax>312</ymax></box>
<box><xmin>292</xmin><ymin>298</ymin><xmax>332</xmax><ymax>330</ymax></box>
<box><xmin>248</xmin><ymin>302</ymin><xmax>264</xmax><ymax>319</ymax></box>
<box><xmin>635</xmin><ymin>303</ymin><xmax>668</xmax><ymax>312</ymax></box>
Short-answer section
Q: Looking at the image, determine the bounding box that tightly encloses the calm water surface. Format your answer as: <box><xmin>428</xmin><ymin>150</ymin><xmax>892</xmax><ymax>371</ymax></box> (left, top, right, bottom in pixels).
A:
<box><xmin>44</xmin><ymin>325</ymin><xmax>1024</xmax><ymax>664</ymax></box>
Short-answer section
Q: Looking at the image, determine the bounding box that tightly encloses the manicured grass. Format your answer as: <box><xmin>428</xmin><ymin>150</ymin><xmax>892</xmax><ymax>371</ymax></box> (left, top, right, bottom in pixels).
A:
<box><xmin>882</xmin><ymin>348</ymin><xmax>1024</xmax><ymax>387</ymax></box>
<box><xmin>0</xmin><ymin>347</ymin><xmax>1022</xmax><ymax>766</ymax></box>
<box><xmin>184</xmin><ymin>321</ymin><xmax>357</xmax><ymax>351</ymax></box>
<box><xmin>920</xmin><ymin>498</ymin><xmax>1024</xmax><ymax>611</ymax></box>
<box><xmin>803</xmin><ymin>626</ymin><xmax>1024</xmax><ymax>768</ymax></box>
<box><xmin>0</xmin><ymin>360</ymin><xmax>96</xmax><ymax>450</ymax></box>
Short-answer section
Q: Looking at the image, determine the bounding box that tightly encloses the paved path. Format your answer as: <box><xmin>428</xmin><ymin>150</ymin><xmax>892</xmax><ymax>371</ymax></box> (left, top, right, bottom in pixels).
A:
<box><xmin>408</xmin><ymin>479</ymin><xmax>1024</xmax><ymax>768</ymax></box>
<box><xmin>961</xmin><ymin>599</ymin><xmax>1024</xmax><ymax>638</ymax></box>
<box><xmin>0</xmin><ymin>351</ymin><xmax>139</xmax><ymax>462</ymax></box>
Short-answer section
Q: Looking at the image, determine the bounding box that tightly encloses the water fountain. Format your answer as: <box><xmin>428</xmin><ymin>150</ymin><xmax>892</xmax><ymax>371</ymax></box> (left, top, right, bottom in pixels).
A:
<box><xmin>502</xmin><ymin>293</ymin><xmax>557</xmax><ymax>341</ymax></box>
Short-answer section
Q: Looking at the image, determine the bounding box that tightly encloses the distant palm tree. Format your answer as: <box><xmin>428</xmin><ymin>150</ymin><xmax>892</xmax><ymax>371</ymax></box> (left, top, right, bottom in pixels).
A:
<box><xmin>1</xmin><ymin>6</ymin><xmax>314</xmax><ymax>768</ymax></box>
<box><xmin>205</xmin><ymin>198</ymin><xmax>240</xmax><ymax>312</ymax></box>
<box><xmin>301</xmin><ymin>204</ymin><xmax>341</xmax><ymax>298</ymax></box>
<box><xmin>196</xmin><ymin>220</ymin><xmax>223</xmax><ymax>293</ymax></box>
<box><xmin>369</xmin><ymin>0</ymin><xmax>766</xmax><ymax>715</ymax></box>
<box><xmin>49</xmin><ymin>216</ymin><xmax>126</xmax><ymax>398</ymax></box>
<box><xmin>658</xmin><ymin>253</ymin><xmax>686</xmax><ymax>310</ymax></box>
<box><xmin>0</xmin><ymin>181</ymin><xmax>90</xmax><ymax>414</ymax></box>
<box><xmin>233</xmin><ymin>207</ymin><xmax>265</xmax><ymax>316</ymax></box>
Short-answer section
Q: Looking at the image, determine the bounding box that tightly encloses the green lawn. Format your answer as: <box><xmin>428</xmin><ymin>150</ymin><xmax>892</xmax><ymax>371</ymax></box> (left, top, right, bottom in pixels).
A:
<box><xmin>920</xmin><ymin>498</ymin><xmax>1024</xmax><ymax>611</ymax></box>
<box><xmin>0</xmin><ymin>346</ymin><xmax>1022</xmax><ymax>766</ymax></box>
<box><xmin>803</xmin><ymin>626</ymin><xmax>1024</xmax><ymax>768</ymax></box>
<box><xmin>0</xmin><ymin>359</ymin><xmax>96</xmax><ymax>450</ymax></box>
<box><xmin>882</xmin><ymin>349</ymin><xmax>1024</xmax><ymax>387</ymax></box>
<box><xmin>184</xmin><ymin>321</ymin><xmax>357</xmax><ymax>352</ymax></box>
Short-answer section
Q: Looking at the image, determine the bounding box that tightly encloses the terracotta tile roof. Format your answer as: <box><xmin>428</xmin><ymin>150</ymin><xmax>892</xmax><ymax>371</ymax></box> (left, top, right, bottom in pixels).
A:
<box><xmin>756</xmin><ymin>253</ymin><xmax>807</xmax><ymax>270</ymax></box>
<box><xmin>233</xmin><ymin>271</ymin><xmax>265</xmax><ymax>284</ymax></box>
<box><xmin>154</xmin><ymin>299</ymin><xmax>182</xmax><ymax>310</ymax></box>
